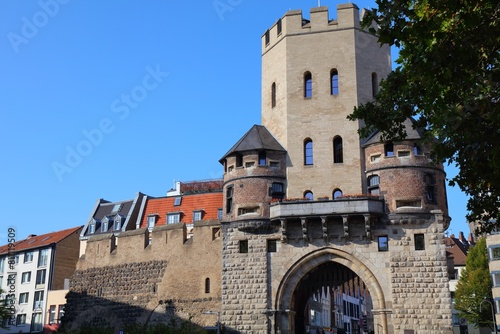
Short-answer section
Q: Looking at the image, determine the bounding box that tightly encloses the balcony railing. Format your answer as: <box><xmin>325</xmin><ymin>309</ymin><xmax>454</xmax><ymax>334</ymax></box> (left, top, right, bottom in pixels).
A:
<box><xmin>270</xmin><ymin>196</ymin><xmax>385</xmax><ymax>219</ymax></box>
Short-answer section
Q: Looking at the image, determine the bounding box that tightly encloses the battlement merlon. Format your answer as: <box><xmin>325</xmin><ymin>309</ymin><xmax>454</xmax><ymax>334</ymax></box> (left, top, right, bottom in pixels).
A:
<box><xmin>262</xmin><ymin>3</ymin><xmax>365</xmax><ymax>52</ymax></box>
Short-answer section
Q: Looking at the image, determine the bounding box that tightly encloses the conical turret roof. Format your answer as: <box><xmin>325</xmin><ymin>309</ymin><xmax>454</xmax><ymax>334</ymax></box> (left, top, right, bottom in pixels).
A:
<box><xmin>219</xmin><ymin>125</ymin><xmax>286</xmax><ymax>163</ymax></box>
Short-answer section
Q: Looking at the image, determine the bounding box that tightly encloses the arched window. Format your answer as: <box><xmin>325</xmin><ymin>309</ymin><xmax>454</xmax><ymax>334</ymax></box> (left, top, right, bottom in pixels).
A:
<box><xmin>367</xmin><ymin>175</ymin><xmax>380</xmax><ymax>195</ymax></box>
<box><xmin>304</xmin><ymin>72</ymin><xmax>312</xmax><ymax>98</ymax></box>
<box><xmin>304</xmin><ymin>191</ymin><xmax>313</xmax><ymax>200</ymax></box>
<box><xmin>331</xmin><ymin>69</ymin><xmax>339</xmax><ymax>95</ymax></box>
<box><xmin>205</xmin><ymin>278</ymin><xmax>210</xmax><ymax>293</ymax></box>
<box><xmin>333</xmin><ymin>189</ymin><xmax>343</xmax><ymax>199</ymax></box>
<box><xmin>372</xmin><ymin>72</ymin><xmax>378</xmax><ymax>97</ymax></box>
<box><xmin>271</xmin><ymin>82</ymin><xmax>276</xmax><ymax>108</ymax></box>
<box><xmin>384</xmin><ymin>142</ymin><xmax>394</xmax><ymax>157</ymax></box>
<box><xmin>304</xmin><ymin>139</ymin><xmax>313</xmax><ymax>165</ymax></box>
<box><xmin>333</xmin><ymin>136</ymin><xmax>343</xmax><ymax>163</ymax></box>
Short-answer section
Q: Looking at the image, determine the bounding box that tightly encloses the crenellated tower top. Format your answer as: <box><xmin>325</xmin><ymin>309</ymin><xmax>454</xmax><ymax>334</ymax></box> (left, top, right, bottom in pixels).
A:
<box><xmin>262</xmin><ymin>4</ymin><xmax>363</xmax><ymax>53</ymax></box>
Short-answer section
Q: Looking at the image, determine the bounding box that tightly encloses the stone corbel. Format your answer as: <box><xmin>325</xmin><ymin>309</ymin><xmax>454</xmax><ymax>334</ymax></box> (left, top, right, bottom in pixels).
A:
<box><xmin>342</xmin><ymin>215</ymin><xmax>349</xmax><ymax>239</ymax></box>
<box><xmin>364</xmin><ymin>214</ymin><xmax>372</xmax><ymax>239</ymax></box>
<box><xmin>301</xmin><ymin>217</ymin><xmax>308</xmax><ymax>241</ymax></box>
<box><xmin>280</xmin><ymin>219</ymin><xmax>287</xmax><ymax>243</ymax></box>
<box><xmin>321</xmin><ymin>216</ymin><xmax>328</xmax><ymax>242</ymax></box>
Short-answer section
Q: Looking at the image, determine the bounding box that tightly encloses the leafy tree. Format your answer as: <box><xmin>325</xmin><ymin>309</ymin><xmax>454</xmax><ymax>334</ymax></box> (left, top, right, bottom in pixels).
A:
<box><xmin>0</xmin><ymin>289</ymin><xmax>13</xmax><ymax>329</ymax></box>
<box><xmin>348</xmin><ymin>0</ymin><xmax>500</xmax><ymax>231</ymax></box>
<box><xmin>454</xmin><ymin>238</ymin><xmax>494</xmax><ymax>328</ymax></box>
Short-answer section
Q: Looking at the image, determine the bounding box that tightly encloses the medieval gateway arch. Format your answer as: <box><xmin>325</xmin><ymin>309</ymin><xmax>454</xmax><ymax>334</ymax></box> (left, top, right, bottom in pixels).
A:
<box><xmin>275</xmin><ymin>247</ymin><xmax>387</xmax><ymax>334</ymax></box>
<box><xmin>219</xmin><ymin>3</ymin><xmax>453</xmax><ymax>334</ymax></box>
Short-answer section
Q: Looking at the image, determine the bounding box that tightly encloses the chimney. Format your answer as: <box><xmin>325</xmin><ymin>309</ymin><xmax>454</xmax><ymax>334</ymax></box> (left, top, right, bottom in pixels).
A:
<box><xmin>459</xmin><ymin>231</ymin><xmax>465</xmax><ymax>243</ymax></box>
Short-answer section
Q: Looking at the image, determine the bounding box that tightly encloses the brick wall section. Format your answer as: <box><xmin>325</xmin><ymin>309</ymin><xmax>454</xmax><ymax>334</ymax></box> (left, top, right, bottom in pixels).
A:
<box><xmin>221</xmin><ymin>223</ymin><xmax>271</xmax><ymax>333</ymax></box>
<box><xmin>52</xmin><ymin>227</ymin><xmax>81</xmax><ymax>290</ymax></box>
<box><xmin>365</xmin><ymin>141</ymin><xmax>449</xmax><ymax>218</ymax></box>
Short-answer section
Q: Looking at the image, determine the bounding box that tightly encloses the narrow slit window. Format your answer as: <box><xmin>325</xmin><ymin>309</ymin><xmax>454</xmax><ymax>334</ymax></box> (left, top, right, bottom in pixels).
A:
<box><xmin>333</xmin><ymin>136</ymin><xmax>343</xmax><ymax>163</ymax></box>
<box><xmin>205</xmin><ymin>278</ymin><xmax>210</xmax><ymax>293</ymax></box>
<box><xmin>331</xmin><ymin>69</ymin><xmax>339</xmax><ymax>95</ymax></box>
<box><xmin>271</xmin><ymin>82</ymin><xmax>276</xmax><ymax>108</ymax></box>
<box><xmin>304</xmin><ymin>72</ymin><xmax>312</xmax><ymax>98</ymax></box>
<box><xmin>304</xmin><ymin>139</ymin><xmax>313</xmax><ymax>165</ymax></box>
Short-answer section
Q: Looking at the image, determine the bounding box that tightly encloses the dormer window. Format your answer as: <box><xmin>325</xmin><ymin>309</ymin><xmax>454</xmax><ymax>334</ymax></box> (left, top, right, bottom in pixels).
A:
<box><xmin>88</xmin><ymin>219</ymin><xmax>100</xmax><ymax>234</ymax></box>
<box><xmin>114</xmin><ymin>215</ymin><xmax>124</xmax><ymax>230</ymax></box>
<box><xmin>167</xmin><ymin>213</ymin><xmax>181</xmax><ymax>224</ymax></box>
<box><xmin>147</xmin><ymin>215</ymin><xmax>157</xmax><ymax>230</ymax></box>
<box><xmin>102</xmin><ymin>216</ymin><xmax>112</xmax><ymax>232</ymax></box>
<box><xmin>193</xmin><ymin>210</ymin><xmax>203</xmax><ymax>222</ymax></box>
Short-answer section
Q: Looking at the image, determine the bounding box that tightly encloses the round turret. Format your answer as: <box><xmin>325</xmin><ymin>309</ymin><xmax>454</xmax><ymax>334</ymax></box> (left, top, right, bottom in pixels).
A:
<box><xmin>364</xmin><ymin>137</ymin><xmax>448</xmax><ymax>218</ymax></box>
<box><xmin>219</xmin><ymin>125</ymin><xmax>287</xmax><ymax>225</ymax></box>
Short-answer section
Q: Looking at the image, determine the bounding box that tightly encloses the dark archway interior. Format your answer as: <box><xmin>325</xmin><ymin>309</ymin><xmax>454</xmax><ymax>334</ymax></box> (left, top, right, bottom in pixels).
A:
<box><xmin>292</xmin><ymin>262</ymin><xmax>371</xmax><ymax>334</ymax></box>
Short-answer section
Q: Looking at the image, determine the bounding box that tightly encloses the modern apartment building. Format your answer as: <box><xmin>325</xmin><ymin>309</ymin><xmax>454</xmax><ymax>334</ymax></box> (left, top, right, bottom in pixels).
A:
<box><xmin>0</xmin><ymin>226</ymin><xmax>81</xmax><ymax>333</ymax></box>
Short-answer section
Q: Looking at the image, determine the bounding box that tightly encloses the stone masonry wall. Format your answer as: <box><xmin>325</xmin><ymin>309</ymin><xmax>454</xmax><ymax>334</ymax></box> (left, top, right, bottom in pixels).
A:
<box><xmin>65</xmin><ymin>260</ymin><xmax>167</xmax><ymax>330</ymax></box>
<box><xmin>389</xmin><ymin>223</ymin><xmax>452</xmax><ymax>333</ymax></box>
<box><xmin>221</xmin><ymin>222</ymin><xmax>272</xmax><ymax>333</ymax></box>
<box><xmin>65</xmin><ymin>221</ymin><xmax>223</xmax><ymax>331</ymax></box>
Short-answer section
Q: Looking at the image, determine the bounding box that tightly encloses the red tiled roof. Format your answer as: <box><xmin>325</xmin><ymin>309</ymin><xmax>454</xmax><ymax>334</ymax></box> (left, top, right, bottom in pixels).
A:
<box><xmin>0</xmin><ymin>226</ymin><xmax>83</xmax><ymax>255</ymax></box>
<box><xmin>140</xmin><ymin>192</ymin><xmax>223</xmax><ymax>228</ymax></box>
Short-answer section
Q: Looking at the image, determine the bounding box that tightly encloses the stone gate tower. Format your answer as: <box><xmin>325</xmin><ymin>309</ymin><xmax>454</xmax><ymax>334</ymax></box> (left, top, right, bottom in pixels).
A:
<box><xmin>261</xmin><ymin>4</ymin><xmax>391</xmax><ymax>199</ymax></box>
<box><xmin>220</xmin><ymin>3</ymin><xmax>452</xmax><ymax>334</ymax></box>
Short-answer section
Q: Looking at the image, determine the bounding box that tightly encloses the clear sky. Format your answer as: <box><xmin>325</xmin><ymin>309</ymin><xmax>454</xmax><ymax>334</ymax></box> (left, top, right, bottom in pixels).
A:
<box><xmin>0</xmin><ymin>0</ymin><xmax>470</xmax><ymax>243</ymax></box>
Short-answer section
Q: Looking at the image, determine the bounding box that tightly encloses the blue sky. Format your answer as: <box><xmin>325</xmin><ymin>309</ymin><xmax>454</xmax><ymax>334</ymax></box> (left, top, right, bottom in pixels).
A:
<box><xmin>0</xmin><ymin>0</ymin><xmax>470</xmax><ymax>242</ymax></box>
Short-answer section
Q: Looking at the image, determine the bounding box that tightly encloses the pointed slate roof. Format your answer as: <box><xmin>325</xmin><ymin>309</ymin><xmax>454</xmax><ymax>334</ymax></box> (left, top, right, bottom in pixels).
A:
<box><xmin>219</xmin><ymin>125</ymin><xmax>286</xmax><ymax>162</ymax></box>
<box><xmin>362</xmin><ymin>117</ymin><xmax>426</xmax><ymax>146</ymax></box>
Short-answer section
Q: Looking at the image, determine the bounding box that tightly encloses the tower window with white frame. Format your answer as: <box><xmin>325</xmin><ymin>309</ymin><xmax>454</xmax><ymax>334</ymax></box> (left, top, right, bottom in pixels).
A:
<box><xmin>19</xmin><ymin>292</ymin><xmax>29</xmax><ymax>304</ymax></box>
<box><xmin>36</xmin><ymin>269</ymin><xmax>46</xmax><ymax>286</ymax></box>
<box><xmin>38</xmin><ymin>249</ymin><xmax>48</xmax><ymax>267</ymax></box>
<box><xmin>33</xmin><ymin>290</ymin><xmax>44</xmax><ymax>310</ymax></box>
<box><xmin>24</xmin><ymin>251</ymin><xmax>34</xmax><ymax>263</ymax></box>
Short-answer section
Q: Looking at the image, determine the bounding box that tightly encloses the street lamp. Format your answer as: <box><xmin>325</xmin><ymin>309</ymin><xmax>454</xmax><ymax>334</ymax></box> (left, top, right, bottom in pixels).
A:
<box><xmin>203</xmin><ymin>310</ymin><xmax>221</xmax><ymax>334</ymax></box>
<box><xmin>480</xmin><ymin>298</ymin><xmax>498</xmax><ymax>334</ymax></box>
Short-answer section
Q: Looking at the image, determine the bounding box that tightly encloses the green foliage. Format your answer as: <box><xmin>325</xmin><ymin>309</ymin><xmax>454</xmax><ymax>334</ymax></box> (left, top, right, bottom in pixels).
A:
<box><xmin>454</xmin><ymin>238</ymin><xmax>494</xmax><ymax>328</ymax></box>
<box><xmin>348</xmin><ymin>0</ymin><xmax>500</xmax><ymax>231</ymax></box>
<box><xmin>0</xmin><ymin>289</ymin><xmax>14</xmax><ymax>329</ymax></box>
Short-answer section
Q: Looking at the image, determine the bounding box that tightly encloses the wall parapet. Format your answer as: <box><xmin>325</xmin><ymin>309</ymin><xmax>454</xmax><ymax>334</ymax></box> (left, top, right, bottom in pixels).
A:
<box><xmin>262</xmin><ymin>3</ymin><xmax>362</xmax><ymax>52</ymax></box>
